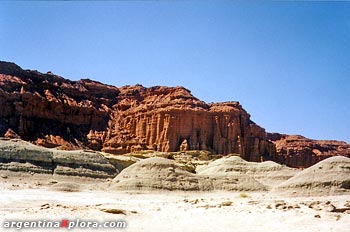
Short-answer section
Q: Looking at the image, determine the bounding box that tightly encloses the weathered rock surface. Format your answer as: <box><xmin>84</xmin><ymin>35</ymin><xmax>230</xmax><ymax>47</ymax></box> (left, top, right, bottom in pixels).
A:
<box><xmin>196</xmin><ymin>155</ymin><xmax>298</xmax><ymax>189</ymax></box>
<box><xmin>52</xmin><ymin>150</ymin><xmax>117</xmax><ymax>178</ymax></box>
<box><xmin>109</xmin><ymin>157</ymin><xmax>268</xmax><ymax>191</ymax></box>
<box><xmin>273</xmin><ymin>156</ymin><xmax>350</xmax><ymax>195</ymax></box>
<box><xmin>268</xmin><ymin>133</ymin><xmax>350</xmax><ymax>168</ymax></box>
<box><xmin>109</xmin><ymin>157</ymin><xmax>208</xmax><ymax>191</ymax></box>
<box><xmin>100</xmin><ymin>152</ymin><xmax>140</xmax><ymax>172</ymax></box>
<box><xmin>0</xmin><ymin>139</ymin><xmax>53</xmax><ymax>174</ymax></box>
<box><xmin>0</xmin><ymin>138</ymin><xmax>117</xmax><ymax>178</ymax></box>
<box><xmin>2</xmin><ymin>137</ymin><xmax>349</xmax><ymax>195</ymax></box>
<box><xmin>118</xmin><ymin>150</ymin><xmax>222</xmax><ymax>173</ymax></box>
<box><xmin>111</xmin><ymin>155</ymin><xmax>298</xmax><ymax>191</ymax></box>
<box><xmin>2</xmin><ymin>61</ymin><xmax>349</xmax><ymax>168</ymax></box>
<box><xmin>0</xmin><ymin>61</ymin><xmax>274</xmax><ymax>162</ymax></box>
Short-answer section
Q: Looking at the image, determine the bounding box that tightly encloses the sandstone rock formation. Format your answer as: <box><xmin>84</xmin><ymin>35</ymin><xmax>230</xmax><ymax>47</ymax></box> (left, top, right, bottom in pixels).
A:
<box><xmin>268</xmin><ymin>133</ymin><xmax>350</xmax><ymax>168</ymax></box>
<box><xmin>2</xmin><ymin>61</ymin><xmax>349</xmax><ymax>168</ymax></box>
<box><xmin>0</xmin><ymin>61</ymin><xmax>274</xmax><ymax>162</ymax></box>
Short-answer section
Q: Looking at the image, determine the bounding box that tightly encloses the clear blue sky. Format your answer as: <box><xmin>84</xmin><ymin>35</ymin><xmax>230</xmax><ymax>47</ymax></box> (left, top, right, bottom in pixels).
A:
<box><xmin>1</xmin><ymin>1</ymin><xmax>349</xmax><ymax>142</ymax></box>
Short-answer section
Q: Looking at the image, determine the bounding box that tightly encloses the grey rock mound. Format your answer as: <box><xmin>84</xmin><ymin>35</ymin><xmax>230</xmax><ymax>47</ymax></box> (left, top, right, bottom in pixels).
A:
<box><xmin>274</xmin><ymin>156</ymin><xmax>350</xmax><ymax>195</ymax></box>
<box><xmin>109</xmin><ymin>157</ymin><xmax>208</xmax><ymax>191</ymax></box>
<box><xmin>196</xmin><ymin>155</ymin><xmax>298</xmax><ymax>189</ymax></box>
<box><xmin>0</xmin><ymin>138</ymin><xmax>118</xmax><ymax>178</ymax></box>
<box><xmin>0</xmin><ymin>139</ymin><xmax>53</xmax><ymax>174</ymax></box>
<box><xmin>109</xmin><ymin>157</ymin><xmax>271</xmax><ymax>191</ymax></box>
<box><xmin>52</xmin><ymin>150</ymin><xmax>117</xmax><ymax>178</ymax></box>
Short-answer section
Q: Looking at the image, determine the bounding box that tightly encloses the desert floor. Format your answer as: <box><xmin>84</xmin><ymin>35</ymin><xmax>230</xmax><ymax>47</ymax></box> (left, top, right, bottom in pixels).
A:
<box><xmin>1</xmin><ymin>171</ymin><xmax>349</xmax><ymax>232</ymax></box>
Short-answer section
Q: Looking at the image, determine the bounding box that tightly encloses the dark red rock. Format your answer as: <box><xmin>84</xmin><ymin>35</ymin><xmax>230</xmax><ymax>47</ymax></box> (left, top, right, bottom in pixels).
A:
<box><xmin>0</xmin><ymin>61</ymin><xmax>274</xmax><ymax>162</ymax></box>
<box><xmin>267</xmin><ymin>133</ymin><xmax>350</xmax><ymax>168</ymax></box>
<box><xmin>3</xmin><ymin>61</ymin><xmax>350</xmax><ymax>168</ymax></box>
<box><xmin>4</xmin><ymin>128</ymin><xmax>20</xmax><ymax>139</ymax></box>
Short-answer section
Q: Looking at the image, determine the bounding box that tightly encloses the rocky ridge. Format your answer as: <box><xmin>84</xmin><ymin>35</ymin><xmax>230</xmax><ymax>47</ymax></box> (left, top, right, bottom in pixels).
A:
<box><xmin>1</xmin><ymin>138</ymin><xmax>350</xmax><ymax>196</ymax></box>
<box><xmin>0</xmin><ymin>61</ymin><xmax>274</xmax><ymax>162</ymax></box>
<box><xmin>1</xmin><ymin>61</ymin><xmax>350</xmax><ymax>168</ymax></box>
<box><xmin>267</xmin><ymin>133</ymin><xmax>350</xmax><ymax>168</ymax></box>
<box><xmin>0</xmin><ymin>138</ymin><xmax>117</xmax><ymax>178</ymax></box>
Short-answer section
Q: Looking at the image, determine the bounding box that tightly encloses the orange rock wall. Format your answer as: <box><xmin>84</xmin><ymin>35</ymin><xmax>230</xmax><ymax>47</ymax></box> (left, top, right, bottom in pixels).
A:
<box><xmin>267</xmin><ymin>133</ymin><xmax>350</xmax><ymax>168</ymax></box>
<box><xmin>0</xmin><ymin>61</ymin><xmax>275</xmax><ymax>162</ymax></box>
<box><xmin>4</xmin><ymin>61</ymin><xmax>350</xmax><ymax>167</ymax></box>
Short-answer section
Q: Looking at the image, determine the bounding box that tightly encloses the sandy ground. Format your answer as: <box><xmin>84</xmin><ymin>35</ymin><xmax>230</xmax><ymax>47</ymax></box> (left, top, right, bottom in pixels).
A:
<box><xmin>1</xmin><ymin>171</ymin><xmax>350</xmax><ymax>232</ymax></box>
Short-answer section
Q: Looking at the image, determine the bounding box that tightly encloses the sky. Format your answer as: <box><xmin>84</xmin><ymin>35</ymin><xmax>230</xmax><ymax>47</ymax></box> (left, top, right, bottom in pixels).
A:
<box><xmin>1</xmin><ymin>1</ymin><xmax>349</xmax><ymax>142</ymax></box>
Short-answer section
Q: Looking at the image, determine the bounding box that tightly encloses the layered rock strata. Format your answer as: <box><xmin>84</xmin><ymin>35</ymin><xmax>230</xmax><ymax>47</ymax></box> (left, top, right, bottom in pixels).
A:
<box><xmin>268</xmin><ymin>133</ymin><xmax>350</xmax><ymax>168</ymax></box>
<box><xmin>0</xmin><ymin>61</ymin><xmax>274</xmax><ymax>162</ymax></box>
<box><xmin>0</xmin><ymin>138</ymin><xmax>117</xmax><ymax>178</ymax></box>
<box><xmin>3</xmin><ymin>61</ymin><xmax>349</xmax><ymax>168</ymax></box>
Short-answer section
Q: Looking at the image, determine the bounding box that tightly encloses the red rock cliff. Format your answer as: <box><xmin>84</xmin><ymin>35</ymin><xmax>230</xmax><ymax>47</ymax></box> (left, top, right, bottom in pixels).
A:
<box><xmin>267</xmin><ymin>133</ymin><xmax>350</xmax><ymax>168</ymax></box>
<box><xmin>0</xmin><ymin>61</ymin><xmax>274</xmax><ymax>162</ymax></box>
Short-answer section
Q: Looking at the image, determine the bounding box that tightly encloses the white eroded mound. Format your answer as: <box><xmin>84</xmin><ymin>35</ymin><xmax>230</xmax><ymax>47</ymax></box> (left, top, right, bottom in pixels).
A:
<box><xmin>109</xmin><ymin>157</ymin><xmax>207</xmax><ymax>191</ymax></box>
<box><xmin>274</xmin><ymin>156</ymin><xmax>350</xmax><ymax>195</ymax></box>
<box><xmin>196</xmin><ymin>155</ymin><xmax>298</xmax><ymax>189</ymax></box>
<box><xmin>109</xmin><ymin>156</ymin><xmax>269</xmax><ymax>191</ymax></box>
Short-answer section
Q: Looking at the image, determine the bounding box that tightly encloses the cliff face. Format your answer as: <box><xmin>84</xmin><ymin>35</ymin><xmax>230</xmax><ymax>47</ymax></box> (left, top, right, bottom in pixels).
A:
<box><xmin>0</xmin><ymin>62</ymin><xmax>118</xmax><ymax>150</ymax></box>
<box><xmin>0</xmin><ymin>61</ymin><xmax>274</xmax><ymax>162</ymax></box>
<box><xmin>267</xmin><ymin>133</ymin><xmax>350</xmax><ymax>168</ymax></box>
<box><xmin>104</xmin><ymin>86</ymin><xmax>275</xmax><ymax>162</ymax></box>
